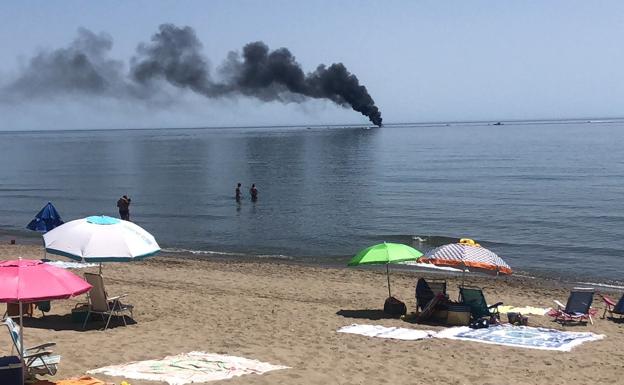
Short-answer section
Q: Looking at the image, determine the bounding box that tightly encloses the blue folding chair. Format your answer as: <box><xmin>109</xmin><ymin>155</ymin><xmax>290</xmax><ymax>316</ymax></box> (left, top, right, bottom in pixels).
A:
<box><xmin>599</xmin><ymin>293</ymin><xmax>624</xmax><ymax>320</ymax></box>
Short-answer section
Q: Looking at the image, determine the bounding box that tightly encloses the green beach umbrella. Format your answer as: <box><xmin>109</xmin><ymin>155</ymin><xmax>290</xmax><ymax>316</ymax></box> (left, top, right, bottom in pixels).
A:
<box><xmin>348</xmin><ymin>242</ymin><xmax>423</xmax><ymax>298</ymax></box>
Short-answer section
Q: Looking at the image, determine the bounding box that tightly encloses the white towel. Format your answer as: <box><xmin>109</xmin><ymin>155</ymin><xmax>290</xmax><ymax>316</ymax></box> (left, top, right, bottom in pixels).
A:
<box><xmin>337</xmin><ymin>324</ymin><xmax>436</xmax><ymax>340</ymax></box>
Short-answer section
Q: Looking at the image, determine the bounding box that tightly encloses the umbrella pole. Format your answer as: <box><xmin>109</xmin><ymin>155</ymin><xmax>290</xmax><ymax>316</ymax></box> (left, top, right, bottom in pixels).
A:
<box><xmin>19</xmin><ymin>301</ymin><xmax>25</xmax><ymax>385</ymax></box>
<box><xmin>458</xmin><ymin>264</ymin><xmax>466</xmax><ymax>301</ymax></box>
<box><xmin>461</xmin><ymin>261</ymin><xmax>467</xmax><ymax>288</ymax></box>
<box><xmin>386</xmin><ymin>263</ymin><xmax>392</xmax><ymax>298</ymax></box>
<box><xmin>99</xmin><ymin>262</ymin><xmax>102</xmax><ymax>275</ymax></box>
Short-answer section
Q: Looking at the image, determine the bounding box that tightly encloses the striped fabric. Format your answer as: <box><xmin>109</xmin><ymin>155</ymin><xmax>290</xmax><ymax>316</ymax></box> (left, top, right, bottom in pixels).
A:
<box><xmin>421</xmin><ymin>243</ymin><xmax>512</xmax><ymax>275</ymax></box>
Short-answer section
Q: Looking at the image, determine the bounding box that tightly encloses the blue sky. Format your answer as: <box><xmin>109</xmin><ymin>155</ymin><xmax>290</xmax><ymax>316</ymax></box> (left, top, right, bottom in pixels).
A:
<box><xmin>1</xmin><ymin>1</ymin><xmax>623</xmax><ymax>130</ymax></box>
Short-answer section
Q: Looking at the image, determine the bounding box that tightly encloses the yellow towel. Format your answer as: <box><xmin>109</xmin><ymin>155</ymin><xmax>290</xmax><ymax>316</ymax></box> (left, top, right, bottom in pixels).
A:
<box><xmin>31</xmin><ymin>376</ymin><xmax>112</xmax><ymax>385</ymax></box>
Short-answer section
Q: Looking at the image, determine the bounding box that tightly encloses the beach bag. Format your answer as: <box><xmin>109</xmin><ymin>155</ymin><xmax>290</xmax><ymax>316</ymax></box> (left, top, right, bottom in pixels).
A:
<box><xmin>35</xmin><ymin>301</ymin><xmax>51</xmax><ymax>313</ymax></box>
<box><xmin>469</xmin><ymin>318</ymin><xmax>489</xmax><ymax>329</ymax></box>
<box><xmin>507</xmin><ymin>312</ymin><xmax>528</xmax><ymax>326</ymax></box>
<box><xmin>384</xmin><ymin>296</ymin><xmax>407</xmax><ymax>316</ymax></box>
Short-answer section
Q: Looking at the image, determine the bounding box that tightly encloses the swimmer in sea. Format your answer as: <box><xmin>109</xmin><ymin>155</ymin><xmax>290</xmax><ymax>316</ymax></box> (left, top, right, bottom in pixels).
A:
<box><xmin>235</xmin><ymin>183</ymin><xmax>242</xmax><ymax>202</ymax></box>
<box><xmin>250</xmin><ymin>184</ymin><xmax>258</xmax><ymax>202</ymax></box>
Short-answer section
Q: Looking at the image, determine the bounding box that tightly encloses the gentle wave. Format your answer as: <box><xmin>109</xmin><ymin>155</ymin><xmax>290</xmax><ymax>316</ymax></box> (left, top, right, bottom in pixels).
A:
<box><xmin>161</xmin><ymin>247</ymin><xmax>293</xmax><ymax>260</ymax></box>
<box><xmin>575</xmin><ymin>282</ymin><xmax>624</xmax><ymax>291</ymax></box>
<box><xmin>162</xmin><ymin>247</ymin><xmax>244</xmax><ymax>257</ymax></box>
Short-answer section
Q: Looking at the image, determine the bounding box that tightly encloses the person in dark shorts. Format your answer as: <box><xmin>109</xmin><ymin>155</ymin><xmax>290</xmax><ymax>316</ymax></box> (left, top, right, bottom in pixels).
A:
<box><xmin>117</xmin><ymin>195</ymin><xmax>131</xmax><ymax>220</ymax></box>
<box><xmin>235</xmin><ymin>183</ymin><xmax>242</xmax><ymax>202</ymax></box>
<box><xmin>250</xmin><ymin>184</ymin><xmax>258</xmax><ymax>202</ymax></box>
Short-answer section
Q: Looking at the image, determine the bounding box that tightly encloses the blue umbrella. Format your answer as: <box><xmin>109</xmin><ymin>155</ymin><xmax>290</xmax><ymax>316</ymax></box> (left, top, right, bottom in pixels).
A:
<box><xmin>26</xmin><ymin>202</ymin><xmax>64</xmax><ymax>232</ymax></box>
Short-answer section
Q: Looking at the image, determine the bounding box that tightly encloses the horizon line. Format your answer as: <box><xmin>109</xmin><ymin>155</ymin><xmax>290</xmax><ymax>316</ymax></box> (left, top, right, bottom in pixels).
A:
<box><xmin>1</xmin><ymin>115</ymin><xmax>623</xmax><ymax>133</ymax></box>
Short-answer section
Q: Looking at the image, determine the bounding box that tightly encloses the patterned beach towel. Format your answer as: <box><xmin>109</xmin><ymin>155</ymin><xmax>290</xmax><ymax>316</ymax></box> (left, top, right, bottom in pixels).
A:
<box><xmin>87</xmin><ymin>351</ymin><xmax>289</xmax><ymax>385</ymax></box>
<box><xmin>436</xmin><ymin>324</ymin><xmax>605</xmax><ymax>351</ymax></box>
<box><xmin>338</xmin><ymin>324</ymin><xmax>436</xmax><ymax>340</ymax></box>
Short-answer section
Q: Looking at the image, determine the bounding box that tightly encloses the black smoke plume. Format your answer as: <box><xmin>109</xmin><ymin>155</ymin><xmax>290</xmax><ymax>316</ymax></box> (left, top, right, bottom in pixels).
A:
<box><xmin>224</xmin><ymin>42</ymin><xmax>382</xmax><ymax>126</ymax></box>
<box><xmin>4</xmin><ymin>28</ymin><xmax>126</xmax><ymax>97</ymax></box>
<box><xmin>3</xmin><ymin>24</ymin><xmax>382</xmax><ymax>126</ymax></box>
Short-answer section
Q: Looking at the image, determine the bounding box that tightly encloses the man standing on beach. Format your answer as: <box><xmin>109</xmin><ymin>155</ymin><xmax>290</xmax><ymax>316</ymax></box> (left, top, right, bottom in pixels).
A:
<box><xmin>117</xmin><ymin>195</ymin><xmax>131</xmax><ymax>221</ymax></box>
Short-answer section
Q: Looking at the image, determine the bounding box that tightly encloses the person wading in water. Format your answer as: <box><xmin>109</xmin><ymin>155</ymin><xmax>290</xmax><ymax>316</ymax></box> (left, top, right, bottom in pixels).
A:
<box><xmin>117</xmin><ymin>195</ymin><xmax>131</xmax><ymax>221</ymax></box>
<box><xmin>235</xmin><ymin>183</ymin><xmax>242</xmax><ymax>203</ymax></box>
<box><xmin>250</xmin><ymin>184</ymin><xmax>258</xmax><ymax>202</ymax></box>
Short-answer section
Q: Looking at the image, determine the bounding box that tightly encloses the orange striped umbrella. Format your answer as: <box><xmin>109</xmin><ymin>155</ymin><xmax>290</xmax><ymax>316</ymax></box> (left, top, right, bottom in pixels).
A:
<box><xmin>420</xmin><ymin>240</ymin><xmax>512</xmax><ymax>276</ymax></box>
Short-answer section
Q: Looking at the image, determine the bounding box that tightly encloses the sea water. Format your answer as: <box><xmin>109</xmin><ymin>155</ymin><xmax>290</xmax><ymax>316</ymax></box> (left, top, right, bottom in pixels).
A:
<box><xmin>0</xmin><ymin>121</ymin><xmax>622</xmax><ymax>284</ymax></box>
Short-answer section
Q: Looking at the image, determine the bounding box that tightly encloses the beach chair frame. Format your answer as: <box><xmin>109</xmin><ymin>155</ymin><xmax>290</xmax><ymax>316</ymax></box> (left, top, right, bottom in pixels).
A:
<box><xmin>598</xmin><ymin>293</ymin><xmax>624</xmax><ymax>320</ymax></box>
<box><xmin>2</xmin><ymin>317</ymin><xmax>60</xmax><ymax>377</ymax></box>
<box><xmin>415</xmin><ymin>278</ymin><xmax>447</xmax><ymax>311</ymax></box>
<box><xmin>83</xmin><ymin>272</ymin><xmax>134</xmax><ymax>331</ymax></box>
<box><xmin>458</xmin><ymin>286</ymin><xmax>503</xmax><ymax>323</ymax></box>
<box><xmin>549</xmin><ymin>288</ymin><xmax>596</xmax><ymax>325</ymax></box>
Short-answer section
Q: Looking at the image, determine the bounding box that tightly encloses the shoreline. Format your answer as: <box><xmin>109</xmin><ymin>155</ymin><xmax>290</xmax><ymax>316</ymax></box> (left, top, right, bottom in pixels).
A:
<box><xmin>166</xmin><ymin>252</ymin><xmax>624</xmax><ymax>294</ymax></box>
<box><xmin>2</xmin><ymin>227</ymin><xmax>623</xmax><ymax>291</ymax></box>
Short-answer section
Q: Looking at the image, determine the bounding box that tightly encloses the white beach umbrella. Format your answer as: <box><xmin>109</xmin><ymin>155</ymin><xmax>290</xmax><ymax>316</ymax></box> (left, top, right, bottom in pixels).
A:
<box><xmin>43</xmin><ymin>215</ymin><xmax>160</xmax><ymax>263</ymax></box>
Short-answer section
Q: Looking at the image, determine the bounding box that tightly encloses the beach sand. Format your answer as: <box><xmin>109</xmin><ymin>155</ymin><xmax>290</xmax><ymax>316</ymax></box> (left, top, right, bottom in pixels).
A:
<box><xmin>1</xmin><ymin>243</ymin><xmax>623</xmax><ymax>385</ymax></box>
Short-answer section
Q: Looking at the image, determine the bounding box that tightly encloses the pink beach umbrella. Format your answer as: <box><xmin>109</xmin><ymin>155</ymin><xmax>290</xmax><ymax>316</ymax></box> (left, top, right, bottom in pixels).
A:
<box><xmin>0</xmin><ymin>259</ymin><xmax>92</xmax><ymax>378</ymax></box>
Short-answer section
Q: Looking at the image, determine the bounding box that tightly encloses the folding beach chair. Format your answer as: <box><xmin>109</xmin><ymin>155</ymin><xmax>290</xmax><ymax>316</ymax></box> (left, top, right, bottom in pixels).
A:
<box><xmin>2</xmin><ymin>317</ymin><xmax>60</xmax><ymax>377</ymax></box>
<box><xmin>598</xmin><ymin>293</ymin><xmax>624</xmax><ymax>320</ymax></box>
<box><xmin>83</xmin><ymin>272</ymin><xmax>134</xmax><ymax>330</ymax></box>
<box><xmin>415</xmin><ymin>278</ymin><xmax>447</xmax><ymax>311</ymax></box>
<box><xmin>547</xmin><ymin>287</ymin><xmax>597</xmax><ymax>325</ymax></box>
<box><xmin>459</xmin><ymin>286</ymin><xmax>503</xmax><ymax>323</ymax></box>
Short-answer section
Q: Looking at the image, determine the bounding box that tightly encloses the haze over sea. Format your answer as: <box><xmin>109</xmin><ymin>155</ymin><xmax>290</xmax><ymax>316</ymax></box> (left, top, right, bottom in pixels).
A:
<box><xmin>1</xmin><ymin>121</ymin><xmax>623</xmax><ymax>285</ymax></box>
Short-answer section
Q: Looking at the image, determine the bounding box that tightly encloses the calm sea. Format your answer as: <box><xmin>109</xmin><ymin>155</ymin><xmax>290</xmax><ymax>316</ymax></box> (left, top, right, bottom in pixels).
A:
<box><xmin>1</xmin><ymin>122</ymin><xmax>623</xmax><ymax>285</ymax></box>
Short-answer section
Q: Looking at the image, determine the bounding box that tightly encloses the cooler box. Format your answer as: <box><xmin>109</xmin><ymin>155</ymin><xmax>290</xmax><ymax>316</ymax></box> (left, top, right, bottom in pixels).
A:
<box><xmin>432</xmin><ymin>309</ymin><xmax>448</xmax><ymax>322</ymax></box>
<box><xmin>5</xmin><ymin>303</ymin><xmax>33</xmax><ymax>317</ymax></box>
<box><xmin>446</xmin><ymin>304</ymin><xmax>472</xmax><ymax>326</ymax></box>
<box><xmin>0</xmin><ymin>356</ymin><xmax>23</xmax><ymax>385</ymax></box>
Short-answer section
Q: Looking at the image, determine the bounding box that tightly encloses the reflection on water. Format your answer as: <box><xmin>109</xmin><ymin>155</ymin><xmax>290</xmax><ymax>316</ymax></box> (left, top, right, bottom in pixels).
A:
<box><xmin>0</xmin><ymin>123</ymin><xmax>623</xmax><ymax>283</ymax></box>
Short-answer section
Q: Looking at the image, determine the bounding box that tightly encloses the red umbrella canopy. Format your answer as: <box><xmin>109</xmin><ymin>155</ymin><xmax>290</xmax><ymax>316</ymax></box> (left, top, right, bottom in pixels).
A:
<box><xmin>0</xmin><ymin>259</ymin><xmax>92</xmax><ymax>303</ymax></box>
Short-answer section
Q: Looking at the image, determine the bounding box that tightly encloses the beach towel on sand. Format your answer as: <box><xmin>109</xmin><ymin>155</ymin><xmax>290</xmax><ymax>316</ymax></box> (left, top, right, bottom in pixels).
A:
<box><xmin>43</xmin><ymin>260</ymin><xmax>98</xmax><ymax>269</ymax></box>
<box><xmin>497</xmin><ymin>305</ymin><xmax>551</xmax><ymax>316</ymax></box>
<box><xmin>436</xmin><ymin>324</ymin><xmax>605</xmax><ymax>351</ymax></box>
<box><xmin>33</xmin><ymin>377</ymin><xmax>111</xmax><ymax>385</ymax></box>
<box><xmin>87</xmin><ymin>351</ymin><xmax>289</xmax><ymax>385</ymax></box>
<box><xmin>338</xmin><ymin>324</ymin><xmax>603</xmax><ymax>351</ymax></box>
<box><xmin>338</xmin><ymin>324</ymin><xmax>436</xmax><ymax>340</ymax></box>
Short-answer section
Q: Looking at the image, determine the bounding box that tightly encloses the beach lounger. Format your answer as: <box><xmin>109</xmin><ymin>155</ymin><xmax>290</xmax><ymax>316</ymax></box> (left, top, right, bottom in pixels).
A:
<box><xmin>598</xmin><ymin>293</ymin><xmax>624</xmax><ymax>320</ymax></box>
<box><xmin>2</xmin><ymin>317</ymin><xmax>60</xmax><ymax>377</ymax></box>
<box><xmin>415</xmin><ymin>278</ymin><xmax>447</xmax><ymax>311</ymax></box>
<box><xmin>547</xmin><ymin>287</ymin><xmax>597</xmax><ymax>325</ymax></box>
<box><xmin>83</xmin><ymin>272</ymin><xmax>134</xmax><ymax>330</ymax></box>
<box><xmin>459</xmin><ymin>286</ymin><xmax>503</xmax><ymax>323</ymax></box>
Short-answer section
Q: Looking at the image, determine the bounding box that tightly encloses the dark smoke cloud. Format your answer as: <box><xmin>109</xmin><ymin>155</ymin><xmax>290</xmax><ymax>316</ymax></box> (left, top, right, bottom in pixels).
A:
<box><xmin>5</xmin><ymin>28</ymin><xmax>127</xmax><ymax>97</ymax></box>
<box><xmin>131</xmin><ymin>24</ymin><xmax>224</xmax><ymax>97</ymax></box>
<box><xmin>2</xmin><ymin>24</ymin><xmax>382</xmax><ymax>126</ymax></box>
<box><xmin>226</xmin><ymin>42</ymin><xmax>382</xmax><ymax>125</ymax></box>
